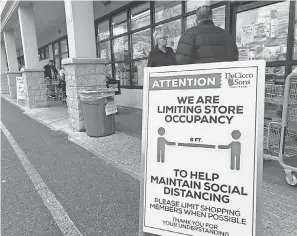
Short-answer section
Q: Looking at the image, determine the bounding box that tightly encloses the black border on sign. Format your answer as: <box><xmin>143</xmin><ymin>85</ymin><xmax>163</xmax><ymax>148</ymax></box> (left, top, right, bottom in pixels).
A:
<box><xmin>143</xmin><ymin>65</ymin><xmax>259</xmax><ymax>236</ymax></box>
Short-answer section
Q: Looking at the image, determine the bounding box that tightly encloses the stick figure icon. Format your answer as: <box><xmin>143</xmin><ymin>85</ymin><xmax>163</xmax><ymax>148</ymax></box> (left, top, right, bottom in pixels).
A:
<box><xmin>157</xmin><ymin>127</ymin><xmax>176</xmax><ymax>163</ymax></box>
<box><xmin>218</xmin><ymin>130</ymin><xmax>241</xmax><ymax>170</ymax></box>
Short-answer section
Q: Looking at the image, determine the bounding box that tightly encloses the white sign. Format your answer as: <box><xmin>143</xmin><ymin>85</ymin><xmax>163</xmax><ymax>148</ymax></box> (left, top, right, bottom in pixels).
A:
<box><xmin>140</xmin><ymin>60</ymin><xmax>266</xmax><ymax>236</ymax></box>
<box><xmin>105</xmin><ymin>101</ymin><xmax>117</xmax><ymax>115</ymax></box>
<box><xmin>16</xmin><ymin>77</ymin><xmax>25</xmax><ymax>100</ymax></box>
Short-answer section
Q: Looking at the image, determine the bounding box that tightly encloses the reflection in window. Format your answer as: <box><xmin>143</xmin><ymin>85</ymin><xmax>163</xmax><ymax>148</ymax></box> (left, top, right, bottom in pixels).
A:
<box><xmin>155</xmin><ymin>19</ymin><xmax>182</xmax><ymax>51</ymax></box>
<box><xmin>293</xmin><ymin>7</ymin><xmax>297</xmax><ymax>60</ymax></box>
<box><xmin>265</xmin><ymin>66</ymin><xmax>285</xmax><ymax>84</ymax></box>
<box><xmin>132</xmin><ymin>29</ymin><xmax>151</xmax><ymax>59</ymax></box>
<box><xmin>98</xmin><ymin>20</ymin><xmax>110</xmax><ymax>41</ymax></box>
<box><xmin>132</xmin><ymin>60</ymin><xmax>147</xmax><ymax>86</ymax></box>
<box><xmin>186</xmin><ymin>0</ymin><xmax>221</xmax><ymax>13</ymax></box>
<box><xmin>53</xmin><ymin>42</ymin><xmax>59</xmax><ymax>56</ymax></box>
<box><xmin>155</xmin><ymin>1</ymin><xmax>181</xmax><ymax>23</ymax></box>
<box><xmin>106</xmin><ymin>64</ymin><xmax>112</xmax><ymax>80</ymax></box>
<box><xmin>131</xmin><ymin>3</ymin><xmax>150</xmax><ymax>30</ymax></box>
<box><xmin>115</xmin><ymin>62</ymin><xmax>130</xmax><ymax>86</ymax></box>
<box><xmin>55</xmin><ymin>57</ymin><xmax>61</xmax><ymax>70</ymax></box>
<box><xmin>60</xmin><ymin>39</ymin><xmax>68</xmax><ymax>54</ymax></box>
<box><xmin>186</xmin><ymin>15</ymin><xmax>196</xmax><ymax>29</ymax></box>
<box><xmin>186</xmin><ymin>6</ymin><xmax>225</xmax><ymax>30</ymax></box>
<box><xmin>236</xmin><ymin>1</ymin><xmax>290</xmax><ymax>61</ymax></box>
<box><xmin>112</xmin><ymin>12</ymin><xmax>128</xmax><ymax>36</ymax></box>
<box><xmin>45</xmin><ymin>46</ymin><xmax>50</xmax><ymax>59</ymax></box>
<box><xmin>99</xmin><ymin>41</ymin><xmax>111</xmax><ymax>62</ymax></box>
<box><xmin>113</xmin><ymin>36</ymin><xmax>129</xmax><ymax>61</ymax></box>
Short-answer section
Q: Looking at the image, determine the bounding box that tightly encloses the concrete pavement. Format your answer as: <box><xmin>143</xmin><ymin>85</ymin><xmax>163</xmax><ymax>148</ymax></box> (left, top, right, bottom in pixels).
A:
<box><xmin>1</xmin><ymin>98</ymin><xmax>141</xmax><ymax>236</ymax></box>
<box><xmin>1</xmin><ymin>94</ymin><xmax>297</xmax><ymax>236</ymax></box>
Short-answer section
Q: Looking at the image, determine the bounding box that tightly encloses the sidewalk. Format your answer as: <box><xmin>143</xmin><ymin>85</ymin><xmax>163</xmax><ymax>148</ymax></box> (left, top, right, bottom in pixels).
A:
<box><xmin>1</xmin><ymin>94</ymin><xmax>297</xmax><ymax>236</ymax></box>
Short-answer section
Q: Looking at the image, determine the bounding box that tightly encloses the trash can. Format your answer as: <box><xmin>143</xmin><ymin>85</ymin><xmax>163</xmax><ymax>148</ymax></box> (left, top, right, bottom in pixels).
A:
<box><xmin>79</xmin><ymin>88</ymin><xmax>117</xmax><ymax>137</ymax></box>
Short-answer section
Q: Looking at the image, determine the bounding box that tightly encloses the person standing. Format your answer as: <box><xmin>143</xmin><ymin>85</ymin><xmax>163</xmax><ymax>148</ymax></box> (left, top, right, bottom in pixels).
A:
<box><xmin>44</xmin><ymin>60</ymin><xmax>58</xmax><ymax>97</ymax></box>
<box><xmin>147</xmin><ymin>30</ymin><xmax>177</xmax><ymax>67</ymax></box>
<box><xmin>44</xmin><ymin>59</ymin><xmax>58</xmax><ymax>80</ymax></box>
<box><xmin>175</xmin><ymin>5</ymin><xmax>239</xmax><ymax>65</ymax></box>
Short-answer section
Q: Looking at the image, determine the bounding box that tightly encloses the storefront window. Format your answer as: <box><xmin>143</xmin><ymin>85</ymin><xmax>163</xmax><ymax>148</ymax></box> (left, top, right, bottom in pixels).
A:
<box><xmin>155</xmin><ymin>19</ymin><xmax>182</xmax><ymax>51</ymax></box>
<box><xmin>265</xmin><ymin>66</ymin><xmax>286</xmax><ymax>84</ymax></box>
<box><xmin>155</xmin><ymin>1</ymin><xmax>181</xmax><ymax>23</ymax></box>
<box><xmin>131</xmin><ymin>3</ymin><xmax>150</xmax><ymax>30</ymax></box>
<box><xmin>186</xmin><ymin>0</ymin><xmax>221</xmax><ymax>13</ymax></box>
<box><xmin>98</xmin><ymin>20</ymin><xmax>110</xmax><ymax>41</ymax></box>
<box><xmin>60</xmin><ymin>39</ymin><xmax>68</xmax><ymax>54</ymax></box>
<box><xmin>115</xmin><ymin>62</ymin><xmax>130</xmax><ymax>86</ymax></box>
<box><xmin>106</xmin><ymin>64</ymin><xmax>112</xmax><ymax>80</ymax></box>
<box><xmin>132</xmin><ymin>29</ymin><xmax>151</xmax><ymax>59</ymax></box>
<box><xmin>99</xmin><ymin>41</ymin><xmax>111</xmax><ymax>62</ymax></box>
<box><xmin>55</xmin><ymin>57</ymin><xmax>61</xmax><ymax>70</ymax></box>
<box><xmin>186</xmin><ymin>14</ymin><xmax>196</xmax><ymax>29</ymax></box>
<box><xmin>112</xmin><ymin>36</ymin><xmax>129</xmax><ymax>61</ymax></box>
<box><xmin>132</xmin><ymin>60</ymin><xmax>147</xmax><ymax>86</ymax></box>
<box><xmin>53</xmin><ymin>42</ymin><xmax>59</xmax><ymax>56</ymax></box>
<box><xmin>236</xmin><ymin>1</ymin><xmax>290</xmax><ymax>61</ymax></box>
<box><xmin>293</xmin><ymin>6</ymin><xmax>297</xmax><ymax>60</ymax></box>
<box><xmin>112</xmin><ymin>12</ymin><xmax>128</xmax><ymax>36</ymax></box>
<box><xmin>186</xmin><ymin>5</ymin><xmax>225</xmax><ymax>30</ymax></box>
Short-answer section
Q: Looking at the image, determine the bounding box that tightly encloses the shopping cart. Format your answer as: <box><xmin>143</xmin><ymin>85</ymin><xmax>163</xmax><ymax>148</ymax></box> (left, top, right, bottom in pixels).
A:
<box><xmin>264</xmin><ymin>71</ymin><xmax>297</xmax><ymax>186</ymax></box>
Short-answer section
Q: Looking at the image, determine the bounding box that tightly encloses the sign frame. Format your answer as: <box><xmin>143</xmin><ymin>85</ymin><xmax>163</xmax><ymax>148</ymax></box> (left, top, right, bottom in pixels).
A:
<box><xmin>139</xmin><ymin>60</ymin><xmax>265</xmax><ymax>236</ymax></box>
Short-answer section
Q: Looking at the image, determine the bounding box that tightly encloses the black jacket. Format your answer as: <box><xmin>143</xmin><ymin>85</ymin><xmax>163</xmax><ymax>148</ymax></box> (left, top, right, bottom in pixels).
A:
<box><xmin>43</xmin><ymin>64</ymin><xmax>58</xmax><ymax>79</ymax></box>
<box><xmin>147</xmin><ymin>46</ymin><xmax>177</xmax><ymax>67</ymax></box>
<box><xmin>176</xmin><ymin>20</ymin><xmax>239</xmax><ymax>65</ymax></box>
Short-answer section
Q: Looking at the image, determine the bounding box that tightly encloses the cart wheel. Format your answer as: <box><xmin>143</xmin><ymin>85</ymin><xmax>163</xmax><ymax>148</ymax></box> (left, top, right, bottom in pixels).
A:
<box><xmin>285</xmin><ymin>172</ymin><xmax>297</xmax><ymax>186</ymax></box>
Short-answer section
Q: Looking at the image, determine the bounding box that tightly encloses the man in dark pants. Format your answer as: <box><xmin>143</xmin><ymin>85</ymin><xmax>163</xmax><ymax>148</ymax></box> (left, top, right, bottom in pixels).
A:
<box><xmin>175</xmin><ymin>5</ymin><xmax>239</xmax><ymax>65</ymax></box>
<box><xmin>44</xmin><ymin>60</ymin><xmax>58</xmax><ymax>97</ymax></box>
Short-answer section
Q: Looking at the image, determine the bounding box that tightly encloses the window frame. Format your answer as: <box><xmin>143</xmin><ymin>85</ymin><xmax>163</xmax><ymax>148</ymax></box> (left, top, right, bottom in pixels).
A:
<box><xmin>95</xmin><ymin>0</ymin><xmax>296</xmax><ymax>89</ymax></box>
<box><xmin>51</xmin><ymin>36</ymin><xmax>69</xmax><ymax>71</ymax></box>
<box><xmin>38</xmin><ymin>45</ymin><xmax>50</xmax><ymax>61</ymax></box>
<box><xmin>231</xmin><ymin>0</ymin><xmax>297</xmax><ymax>81</ymax></box>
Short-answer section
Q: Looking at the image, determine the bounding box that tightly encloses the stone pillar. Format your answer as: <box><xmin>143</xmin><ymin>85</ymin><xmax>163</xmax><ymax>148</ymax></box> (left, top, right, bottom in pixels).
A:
<box><xmin>18</xmin><ymin>4</ymin><xmax>39</xmax><ymax>69</ymax></box>
<box><xmin>21</xmin><ymin>69</ymin><xmax>48</xmax><ymax>108</ymax></box>
<box><xmin>62</xmin><ymin>58</ymin><xmax>107</xmax><ymax>131</ymax></box>
<box><xmin>3</xmin><ymin>29</ymin><xmax>19</xmax><ymax>71</ymax></box>
<box><xmin>64</xmin><ymin>0</ymin><xmax>97</xmax><ymax>58</ymax></box>
<box><xmin>1</xmin><ymin>42</ymin><xmax>9</xmax><ymax>94</ymax></box>
<box><xmin>7</xmin><ymin>72</ymin><xmax>21</xmax><ymax>99</ymax></box>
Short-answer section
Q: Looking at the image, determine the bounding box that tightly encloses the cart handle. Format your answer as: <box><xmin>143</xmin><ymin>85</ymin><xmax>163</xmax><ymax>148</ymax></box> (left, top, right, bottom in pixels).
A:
<box><xmin>279</xmin><ymin>71</ymin><xmax>297</xmax><ymax>171</ymax></box>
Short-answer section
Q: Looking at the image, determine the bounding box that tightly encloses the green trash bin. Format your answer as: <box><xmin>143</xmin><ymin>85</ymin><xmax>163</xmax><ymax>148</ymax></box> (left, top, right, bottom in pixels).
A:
<box><xmin>80</xmin><ymin>89</ymin><xmax>117</xmax><ymax>137</ymax></box>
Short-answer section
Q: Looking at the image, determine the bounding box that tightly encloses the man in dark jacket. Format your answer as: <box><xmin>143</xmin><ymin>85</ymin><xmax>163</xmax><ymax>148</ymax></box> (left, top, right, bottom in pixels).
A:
<box><xmin>176</xmin><ymin>5</ymin><xmax>239</xmax><ymax>65</ymax></box>
<box><xmin>43</xmin><ymin>60</ymin><xmax>58</xmax><ymax>80</ymax></box>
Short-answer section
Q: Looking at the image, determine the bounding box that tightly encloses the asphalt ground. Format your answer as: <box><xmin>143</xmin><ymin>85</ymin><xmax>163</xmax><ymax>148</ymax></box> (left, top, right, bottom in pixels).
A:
<box><xmin>1</xmin><ymin>98</ymin><xmax>141</xmax><ymax>236</ymax></box>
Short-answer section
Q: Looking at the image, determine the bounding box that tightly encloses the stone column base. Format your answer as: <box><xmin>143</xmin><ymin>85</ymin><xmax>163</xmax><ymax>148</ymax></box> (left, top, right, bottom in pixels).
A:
<box><xmin>62</xmin><ymin>58</ymin><xmax>107</xmax><ymax>132</ymax></box>
<box><xmin>1</xmin><ymin>73</ymin><xmax>9</xmax><ymax>94</ymax></box>
<box><xmin>7</xmin><ymin>71</ymin><xmax>22</xmax><ymax>99</ymax></box>
<box><xmin>21</xmin><ymin>69</ymin><xmax>48</xmax><ymax>108</ymax></box>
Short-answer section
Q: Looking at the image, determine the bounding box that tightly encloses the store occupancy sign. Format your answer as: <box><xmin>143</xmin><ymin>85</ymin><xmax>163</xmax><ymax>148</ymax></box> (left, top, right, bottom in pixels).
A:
<box><xmin>139</xmin><ymin>60</ymin><xmax>266</xmax><ymax>236</ymax></box>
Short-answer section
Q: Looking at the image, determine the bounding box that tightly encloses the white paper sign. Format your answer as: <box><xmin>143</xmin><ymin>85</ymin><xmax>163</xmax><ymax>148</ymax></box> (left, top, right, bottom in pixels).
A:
<box><xmin>16</xmin><ymin>77</ymin><xmax>25</xmax><ymax>100</ymax></box>
<box><xmin>140</xmin><ymin>60</ymin><xmax>266</xmax><ymax>236</ymax></box>
<box><xmin>105</xmin><ymin>101</ymin><xmax>117</xmax><ymax>115</ymax></box>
